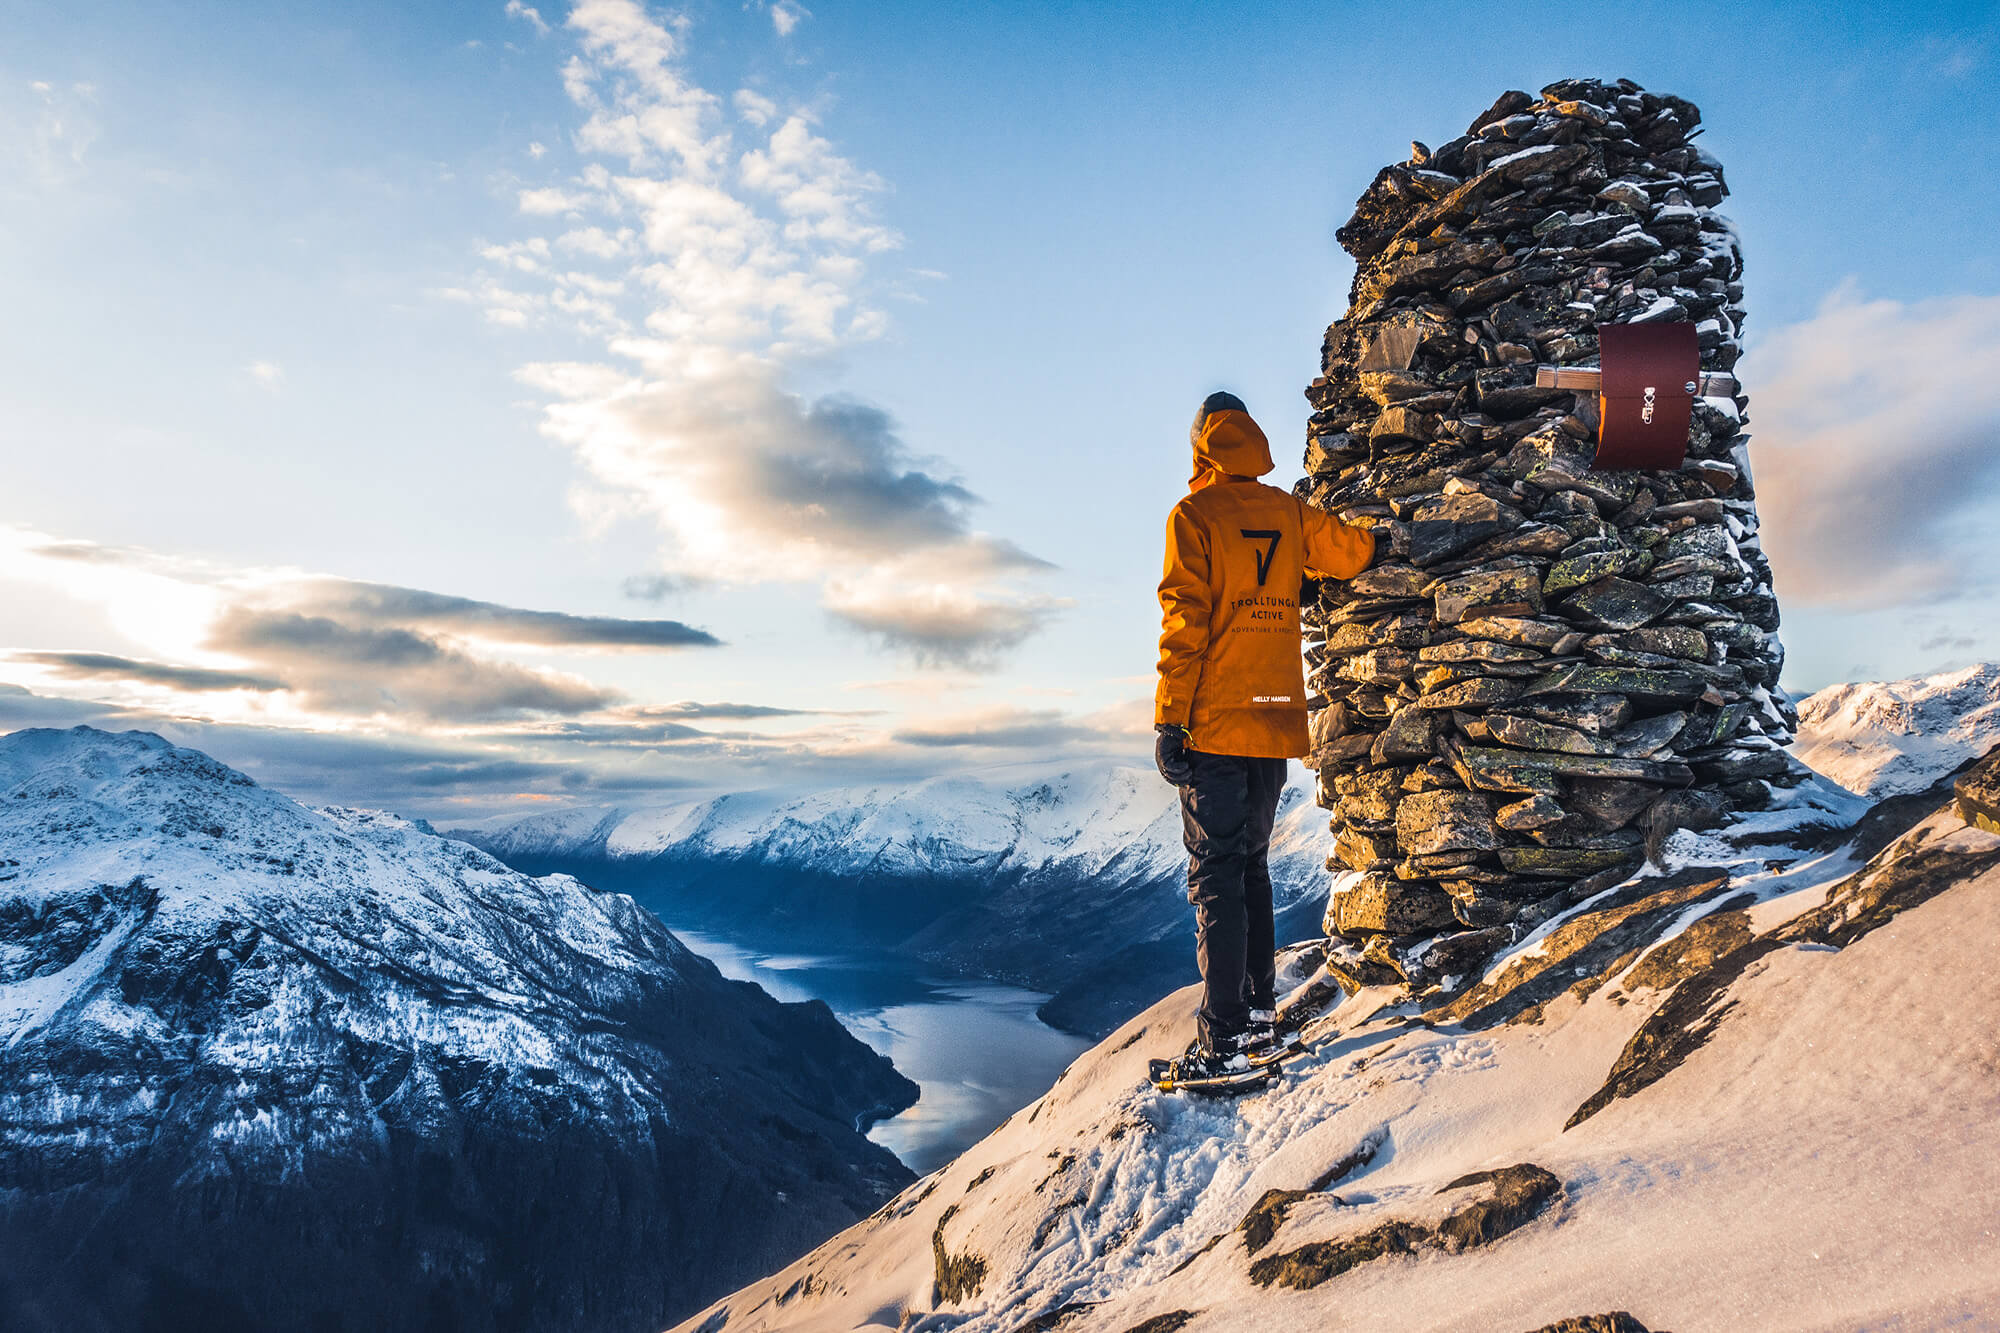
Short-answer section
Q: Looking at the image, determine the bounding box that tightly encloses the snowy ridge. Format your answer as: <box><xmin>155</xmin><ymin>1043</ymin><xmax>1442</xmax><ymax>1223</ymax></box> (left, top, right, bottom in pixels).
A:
<box><xmin>0</xmin><ymin>728</ymin><xmax>693</xmax><ymax>1060</ymax></box>
<box><xmin>470</xmin><ymin>762</ymin><xmax>1324</xmax><ymax>905</ymax></box>
<box><xmin>462</xmin><ymin>763</ymin><xmax>1332</xmax><ymax>1037</ymax></box>
<box><xmin>675</xmin><ymin>772</ymin><xmax>2000</xmax><ymax>1333</ymax></box>
<box><xmin>0</xmin><ymin>726</ymin><xmax>915</xmax><ymax>1331</ymax></box>
<box><xmin>1793</xmin><ymin>661</ymin><xmax>2000</xmax><ymax>797</ymax></box>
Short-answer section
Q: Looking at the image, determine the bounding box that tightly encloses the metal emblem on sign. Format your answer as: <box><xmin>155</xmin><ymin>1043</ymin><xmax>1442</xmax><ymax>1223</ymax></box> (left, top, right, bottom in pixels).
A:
<box><xmin>1642</xmin><ymin>386</ymin><xmax>1656</xmax><ymax>425</ymax></box>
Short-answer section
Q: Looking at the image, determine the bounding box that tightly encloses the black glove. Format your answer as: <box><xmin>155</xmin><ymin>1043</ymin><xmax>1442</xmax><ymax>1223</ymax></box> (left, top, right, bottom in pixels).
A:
<box><xmin>1155</xmin><ymin>724</ymin><xmax>1195</xmax><ymax>786</ymax></box>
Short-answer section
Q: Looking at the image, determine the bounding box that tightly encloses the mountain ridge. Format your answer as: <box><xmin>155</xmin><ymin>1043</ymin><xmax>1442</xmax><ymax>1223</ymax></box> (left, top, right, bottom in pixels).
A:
<box><xmin>0</xmin><ymin>726</ymin><xmax>918</xmax><ymax>1333</ymax></box>
<box><xmin>1792</xmin><ymin>661</ymin><xmax>2000</xmax><ymax>798</ymax></box>
<box><xmin>455</xmin><ymin>762</ymin><xmax>1330</xmax><ymax>1038</ymax></box>
<box><xmin>459</xmin><ymin>664</ymin><xmax>2000</xmax><ymax>1038</ymax></box>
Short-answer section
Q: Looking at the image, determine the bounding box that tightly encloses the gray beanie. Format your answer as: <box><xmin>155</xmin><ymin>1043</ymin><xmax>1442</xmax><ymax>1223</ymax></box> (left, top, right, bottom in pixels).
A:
<box><xmin>1189</xmin><ymin>390</ymin><xmax>1248</xmax><ymax>445</ymax></box>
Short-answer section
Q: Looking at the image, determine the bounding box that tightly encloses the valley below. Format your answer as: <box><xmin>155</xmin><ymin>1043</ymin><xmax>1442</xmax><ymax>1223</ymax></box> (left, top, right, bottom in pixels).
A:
<box><xmin>456</xmin><ymin>763</ymin><xmax>1330</xmax><ymax>1043</ymax></box>
<box><xmin>674</xmin><ymin>928</ymin><xmax>1089</xmax><ymax>1175</ymax></box>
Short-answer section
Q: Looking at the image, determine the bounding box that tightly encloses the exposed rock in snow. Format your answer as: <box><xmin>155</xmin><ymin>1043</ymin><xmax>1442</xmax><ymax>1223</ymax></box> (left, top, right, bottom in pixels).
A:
<box><xmin>1793</xmin><ymin>661</ymin><xmax>2000</xmax><ymax>797</ymax></box>
<box><xmin>673</xmin><ymin>769</ymin><xmax>2000</xmax><ymax>1333</ymax></box>
<box><xmin>0</xmin><ymin>727</ymin><xmax>916</xmax><ymax>1333</ymax></box>
<box><xmin>458</xmin><ymin>763</ymin><xmax>1329</xmax><ymax>1038</ymax></box>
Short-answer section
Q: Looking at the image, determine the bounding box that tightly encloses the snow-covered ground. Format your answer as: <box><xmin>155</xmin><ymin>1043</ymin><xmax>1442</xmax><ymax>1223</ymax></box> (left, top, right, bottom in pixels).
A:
<box><xmin>675</xmin><ymin>764</ymin><xmax>2000</xmax><ymax>1332</ymax></box>
<box><xmin>1793</xmin><ymin>662</ymin><xmax>2000</xmax><ymax>798</ymax></box>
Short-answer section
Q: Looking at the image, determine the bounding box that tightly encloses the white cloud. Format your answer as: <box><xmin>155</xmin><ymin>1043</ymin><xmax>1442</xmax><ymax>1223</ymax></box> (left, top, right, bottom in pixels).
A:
<box><xmin>734</xmin><ymin>88</ymin><xmax>779</xmax><ymax>128</ymax></box>
<box><xmin>518</xmin><ymin>185</ymin><xmax>590</xmax><ymax>214</ymax></box>
<box><xmin>888</xmin><ymin>696</ymin><xmax>1149</xmax><ymax>750</ymax></box>
<box><xmin>893</xmin><ymin>706</ymin><xmax>1084</xmax><ymax>749</ymax></box>
<box><xmin>439</xmin><ymin>276</ymin><xmax>547</xmax><ymax>329</ymax></box>
<box><xmin>740</xmin><ymin>114</ymin><xmax>900</xmax><ymax>252</ymax></box>
<box><xmin>7</xmin><ymin>78</ymin><xmax>99</xmax><ymax>184</ymax></box>
<box><xmin>769</xmin><ymin>1</ymin><xmax>809</xmax><ymax>38</ymax></box>
<box><xmin>480</xmin><ymin>236</ymin><xmax>551</xmax><ymax>271</ymax></box>
<box><xmin>528</xmin><ymin>140</ymin><xmax>548</xmax><ymax>159</ymax></box>
<box><xmin>505</xmin><ymin>0</ymin><xmax>551</xmax><ymax>35</ymax></box>
<box><xmin>467</xmin><ymin>0</ymin><xmax>1053</xmax><ymax>667</ymax></box>
<box><xmin>826</xmin><ymin>573</ymin><xmax>1067</xmax><ymax>670</ymax></box>
<box><xmin>1919</xmin><ymin>35</ymin><xmax>1986</xmax><ymax>80</ymax></box>
<box><xmin>246</xmin><ymin>361</ymin><xmax>284</xmax><ymax>389</ymax></box>
<box><xmin>558</xmin><ymin>270</ymin><xmax>624</xmax><ymax>296</ymax></box>
<box><xmin>1750</xmin><ymin>285</ymin><xmax>2000</xmax><ymax>609</ymax></box>
<box><xmin>563</xmin><ymin>0</ymin><xmax>724</xmax><ymax>176</ymax></box>
<box><xmin>554</xmin><ymin>225</ymin><xmax>631</xmax><ymax>257</ymax></box>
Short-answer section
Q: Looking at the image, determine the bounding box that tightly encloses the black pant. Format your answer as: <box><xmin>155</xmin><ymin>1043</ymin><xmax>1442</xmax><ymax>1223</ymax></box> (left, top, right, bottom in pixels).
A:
<box><xmin>1179</xmin><ymin>751</ymin><xmax>1286</xmax><ymax>1048</ymax></box>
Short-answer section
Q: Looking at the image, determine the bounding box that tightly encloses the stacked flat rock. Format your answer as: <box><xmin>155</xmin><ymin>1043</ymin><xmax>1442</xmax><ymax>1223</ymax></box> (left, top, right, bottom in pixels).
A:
<box><xmin>1298</xmin><ymin>78</ymin><xmax>1798</xmax><ymax>984</ymax></box>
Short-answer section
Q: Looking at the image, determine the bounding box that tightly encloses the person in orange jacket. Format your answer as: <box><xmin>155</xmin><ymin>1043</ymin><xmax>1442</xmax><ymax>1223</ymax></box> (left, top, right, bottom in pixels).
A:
<box><xmin>1155</xmin><ymin>392</ymin><xmax>1374</xmax><ymax>1080</ymax></box>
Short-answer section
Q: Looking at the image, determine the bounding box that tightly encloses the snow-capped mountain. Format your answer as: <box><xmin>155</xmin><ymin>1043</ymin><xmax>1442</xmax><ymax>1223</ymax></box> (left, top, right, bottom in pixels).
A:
<box><xmin>459</xmin><ymin>763</ymin><xmax>1330</xmax><ymax>1037</ymax></box>
<box><xmin>0</xmin><ymin>727</ymin><xmax>917</xmax><ymax>1333</ymax></box>
<box><xmin>460</xmin><ymin>662</ymin><xmax>2000</xmax><ymax>1042</ymax></box>
<box><xmin>674</xmin><ymin>742</ymin><xmax>2000</xmax><ymax>1333</ymax></box>
<box><xmin>1793</xmin><ymin>662</ymin><xmax>2000</xmax><ymax>797</ymax></box>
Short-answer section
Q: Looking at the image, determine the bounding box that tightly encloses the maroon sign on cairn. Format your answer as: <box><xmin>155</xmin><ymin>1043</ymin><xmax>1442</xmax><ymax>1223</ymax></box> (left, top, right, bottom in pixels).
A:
<box><xmin>1594</xmin><ymin>321</ymin><xmax>1700</xmax><ymax>469</ymax></box>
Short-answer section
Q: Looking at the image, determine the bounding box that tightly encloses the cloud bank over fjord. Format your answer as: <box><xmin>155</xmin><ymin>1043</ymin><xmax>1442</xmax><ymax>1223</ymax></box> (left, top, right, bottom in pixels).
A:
<box><xmin>0</xmin><ymin>675</ymin><xmax>1148</xmax><ymax>820</ymax></box>
<box><xmin>486</xmin><ymin>0</ymin><xmax>1060</xmax><ymax>667</ymax></box>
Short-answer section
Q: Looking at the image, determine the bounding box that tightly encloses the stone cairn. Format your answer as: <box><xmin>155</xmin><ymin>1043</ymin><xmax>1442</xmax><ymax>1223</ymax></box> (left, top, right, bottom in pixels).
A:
<box><xmin>1298</xmin><ymin>78</ymin><xmax>1799</xmax><ymax>990</ymax></box>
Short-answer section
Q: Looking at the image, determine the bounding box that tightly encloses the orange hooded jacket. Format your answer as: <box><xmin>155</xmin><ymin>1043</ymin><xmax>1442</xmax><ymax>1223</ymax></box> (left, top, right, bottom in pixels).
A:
<box><xmin>1156</xmin><ymin>409</ymin><xmax>1375</xmax><ymax>758</ymax></box>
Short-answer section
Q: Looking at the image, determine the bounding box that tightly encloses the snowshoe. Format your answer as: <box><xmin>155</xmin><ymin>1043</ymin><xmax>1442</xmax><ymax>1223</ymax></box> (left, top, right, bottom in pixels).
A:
<box><xmin>1246</xmin><ymin>1036</ymin><xmax>1308</xmax><ymax>1069</ymax></box>
<box><xmin>1147</xmin><ymin>1040</ymin><xmax>1277</xmax><ymax>1096</ymax></box>
<box><xmin>1229</xmin><ymin>1013</ymin><xmax>1316</xmax><ymax>1067</ymax></box>
<box><xmin>1239</xmin><ymin>1014</ymin><xmax>1276</xmax><ymax>1051</ymax></box>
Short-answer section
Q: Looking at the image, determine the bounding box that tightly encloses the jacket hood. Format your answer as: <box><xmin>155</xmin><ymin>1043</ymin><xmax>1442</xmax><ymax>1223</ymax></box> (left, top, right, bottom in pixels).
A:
<box><xmin>1189</xmin><ymin>409</ymin><xmax>1275</xmax><ymax>489</ymax></box>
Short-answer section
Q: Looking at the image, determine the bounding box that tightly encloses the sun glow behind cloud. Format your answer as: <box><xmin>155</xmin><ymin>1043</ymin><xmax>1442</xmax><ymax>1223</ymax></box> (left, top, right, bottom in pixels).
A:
<box><xmin>0</xmin><ymin>525</ymin><xmax>716</xmax><ymax>729</ymax></box>
<box><xmin>0</xmin><ymin>522</ymin><xmax>1134</xmax><ymax>813</ymax></box>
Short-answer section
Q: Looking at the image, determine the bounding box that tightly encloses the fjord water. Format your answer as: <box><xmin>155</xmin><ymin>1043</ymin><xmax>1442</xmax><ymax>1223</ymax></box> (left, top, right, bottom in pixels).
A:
<box><xmin>674</xmin><ymin>928</ymin><xmax>1090</xmax><ymax>1175</ymax></box>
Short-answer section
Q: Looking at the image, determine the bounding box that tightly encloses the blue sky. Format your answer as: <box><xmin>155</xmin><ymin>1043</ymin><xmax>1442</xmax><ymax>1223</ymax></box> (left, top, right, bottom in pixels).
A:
<box><xmin>4</xmin><ymin>0</ymin><xmax>1998</xmax><ymax>816</ymax></box>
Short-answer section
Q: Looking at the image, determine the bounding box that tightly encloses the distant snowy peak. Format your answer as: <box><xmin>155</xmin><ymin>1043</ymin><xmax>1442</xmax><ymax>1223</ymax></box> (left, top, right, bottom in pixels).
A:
<box><xmin>1794</xmin><ymin>662</ymin><xmax>2000</xmax><ymax>798</ymax></box>
<box><xmin>469</xmin><ymin>801</ymin><xmax>630</xmax><ymax>859</ymax></box>
<box><xmin>465</xmin><ymin>761</ymin><xmax>1322</xmax><ymax>890</ymax></box>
